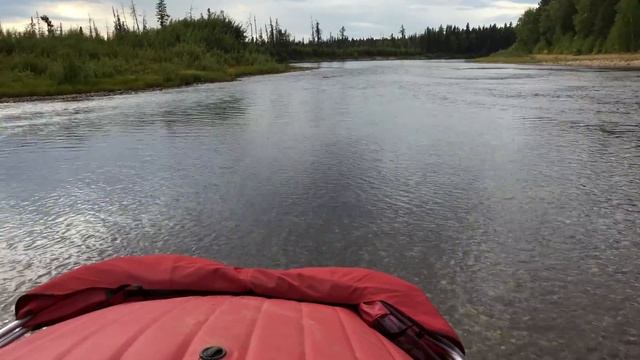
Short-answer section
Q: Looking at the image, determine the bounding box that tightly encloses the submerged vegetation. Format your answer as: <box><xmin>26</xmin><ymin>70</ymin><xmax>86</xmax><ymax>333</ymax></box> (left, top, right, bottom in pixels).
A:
<box><xmin>0</xmin><ymin>1</ymin><xmax>519</xmax><ymax>98</ymax></box>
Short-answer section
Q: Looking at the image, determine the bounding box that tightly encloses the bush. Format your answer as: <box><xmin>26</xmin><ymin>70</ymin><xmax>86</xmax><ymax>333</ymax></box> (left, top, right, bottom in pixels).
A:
<box><xmin>60</xmin><ymin>57</ymin><xmax>93</xmax><ymax>84</ymax></box>
<box><xmin>14</xmin><ymin>56</ymin><xmax>49</xmax><ymax>75</ymax></box>
<box><xmin>0</xmin><ymin>16</ymin><xmax>279</xmax><ymax>97</ymax></box>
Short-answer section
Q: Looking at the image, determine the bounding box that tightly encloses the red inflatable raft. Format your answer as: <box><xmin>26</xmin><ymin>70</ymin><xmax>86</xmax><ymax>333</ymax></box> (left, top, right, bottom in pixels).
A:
<box><xmin>0</xmin><ymin>255</ymin><xmax>464</xmax><ymax>359</ymax></box>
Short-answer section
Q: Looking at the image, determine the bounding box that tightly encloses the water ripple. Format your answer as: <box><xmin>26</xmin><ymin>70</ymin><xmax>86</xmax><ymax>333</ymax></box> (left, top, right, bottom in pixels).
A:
<box><xmin>1</xmin><ymin>61</ymin><xmax>639</xmax><ymax>358</ymax></box>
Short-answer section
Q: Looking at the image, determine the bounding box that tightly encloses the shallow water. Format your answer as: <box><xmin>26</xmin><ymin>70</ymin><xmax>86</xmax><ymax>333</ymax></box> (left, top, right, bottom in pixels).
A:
<box><xmin>1</xmin><ymin>60</ymin><xmax>639</xmax><ymax>358</ymax></box>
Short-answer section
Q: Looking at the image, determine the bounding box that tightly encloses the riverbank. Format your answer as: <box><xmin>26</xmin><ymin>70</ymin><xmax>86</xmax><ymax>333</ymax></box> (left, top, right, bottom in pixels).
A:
<box><xmin>0</xmin><ymin>56</ymin><xmax>467</xmax><ymax>102</ymax></box>
<box><xmin>475</xmin><ymin>53</ymin><xmax>640</xmax><ymax>70</ymax></box>
<box><xmin>0</xmin><ymin>63</ymin><xmax>293</xmax><ymax>103</ymax></box>
<box><xmin>0</xmin><ymin>14</ymin><xmax>297</xmax><ymax>101</ymax></box>
<box><xmin>0</xmin><ymin>64</ymin><xmax>311</xmax><ymax>104</ymax></box>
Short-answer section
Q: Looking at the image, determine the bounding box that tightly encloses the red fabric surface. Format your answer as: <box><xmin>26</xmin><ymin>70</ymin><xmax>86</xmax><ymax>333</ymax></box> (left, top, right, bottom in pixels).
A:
<box><xmin>3</xmin><ymin>296</ymin><xmax>414</xmax><ymax>360</ymax></box>
<box><xmin>15</xmin><ymin>254</ymin><xmax>463</xmax><ymax>352</ymax></box>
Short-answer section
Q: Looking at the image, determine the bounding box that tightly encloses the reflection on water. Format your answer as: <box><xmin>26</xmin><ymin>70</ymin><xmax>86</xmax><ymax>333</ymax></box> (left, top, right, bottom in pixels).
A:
<box><xmin>1</xmin><ymin>61</ymin><xmax>639</xmax><ymax>358</ymax></box>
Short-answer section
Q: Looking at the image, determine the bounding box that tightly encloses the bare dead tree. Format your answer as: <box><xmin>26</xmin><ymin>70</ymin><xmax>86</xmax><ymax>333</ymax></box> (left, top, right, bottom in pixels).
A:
<box><xmin>130</xmin><ymin>1</ymin><xmax>141</xmax><ymax>33</ymax></box>
<box><xmin>120</xmin><ymin>4</ymin><xmax>129</xmax><ymax>30</ymax></box>
<box><xmin>254</xmin><ymin>16</ymin><xmax>258</xmax><ymax>43</ymax></box>
<box><xmin>36</xmin><ymin>11</ymin><xmax>43</xmax><ymax>37</ymax></box>
<box><xmin>142</xmin><ymin>11</ymin><xmax>148</xmax><ymax>31</ymax></box>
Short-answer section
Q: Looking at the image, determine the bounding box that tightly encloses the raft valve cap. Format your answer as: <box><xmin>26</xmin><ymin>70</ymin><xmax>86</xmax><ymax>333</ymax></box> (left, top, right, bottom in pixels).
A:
<box><xmin>200</xmin><ymin>346</ymin><xmax>226</xmax><ymax>360</ymax></box>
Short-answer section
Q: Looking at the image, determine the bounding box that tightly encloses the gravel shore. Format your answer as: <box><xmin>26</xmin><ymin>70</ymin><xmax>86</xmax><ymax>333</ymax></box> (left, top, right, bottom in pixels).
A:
<box><xmin>476</xmin><ymin>53</ymin><xmax>640</xmax><ymax>70</ymax></box>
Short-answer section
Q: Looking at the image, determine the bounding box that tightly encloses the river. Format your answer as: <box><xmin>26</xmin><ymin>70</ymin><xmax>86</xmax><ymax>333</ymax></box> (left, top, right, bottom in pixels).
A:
<box><xmin>1</xmin><ymin>60</ymin><xmax>639</xmax><ymax>358</ymax></box>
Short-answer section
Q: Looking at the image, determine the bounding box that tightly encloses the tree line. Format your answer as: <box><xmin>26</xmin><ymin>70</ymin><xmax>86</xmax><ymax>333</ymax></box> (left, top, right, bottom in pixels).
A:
<box><xmin>0</xmin><ymin>1</ymin><xmax>517</xmax><ymax>61</ymax></box>
<box><xmin>252</xmin><ymin>20</ymin><xmax>516</xmax><ymax>60</ymax></box>
<box><xmin>514</xmin><ymin>0</ymin><xmax>640</xmax><ymax>54</ymax></box>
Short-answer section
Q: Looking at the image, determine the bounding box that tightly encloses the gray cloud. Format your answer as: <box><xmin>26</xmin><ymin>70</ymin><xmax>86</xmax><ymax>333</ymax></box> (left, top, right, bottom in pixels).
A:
<box><xmin>0</xmin><ymin>0</ymin><xmax>536</xmax><ymax>37</ymax></box>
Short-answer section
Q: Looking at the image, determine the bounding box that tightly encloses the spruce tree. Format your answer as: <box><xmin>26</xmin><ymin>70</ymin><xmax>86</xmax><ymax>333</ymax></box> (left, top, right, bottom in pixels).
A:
<box><xmin>156</xmin><ymin>0</ymin><xmax>170</xmax><ymax>28</ymax></box>
<box><xmin>594</xmin><ymin>0</ymin><xmax>619</xmax><ymax>40</ymax></box>
<box><xmin>607</xmin><ymin>0</ymin><xmax>640</xmax><ymax>51</ymax></box>
<box><xmin>515</xmin><ymin>9</ymin><xmax>541</xmax><ymax>51</ymax></box>
<box><xmin>315</xmin><ymin>21</ymin><xmax>322</xmax><ymax>43</ymax></box>
<box><xmin>574</xmin><ymin>0</ymin><xmax>599</xmax><ymax>38</ymax></box>
<box><xmin>339</xmin><ymin>26</ymin><xmax>346</xmax><ymax>41</ymax></box>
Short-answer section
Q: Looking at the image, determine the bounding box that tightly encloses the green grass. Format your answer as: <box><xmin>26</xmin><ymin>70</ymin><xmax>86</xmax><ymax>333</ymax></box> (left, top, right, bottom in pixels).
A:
<box><xmin>228</xmin><ymin>63</ymin><xmax>290</xmax><ymax>77</ymax></box>
<box><xmin>473</xmin><ymin>48</ymin><xmax>542</xmax><ymax>64</ymax></box>
<box><xmin>0</xmin><ymin>16</ymin><xmax>291</xmax><ymax>99</ymax></box>
<box><xmin>0</xmin><ymin>52</ymin><xmax>289</xmax><ymax>99</ymax></box>
<box><xmin>0</xmin><ymin>64</ymin><xmax>287</xmax><ymax>99</ymax></box>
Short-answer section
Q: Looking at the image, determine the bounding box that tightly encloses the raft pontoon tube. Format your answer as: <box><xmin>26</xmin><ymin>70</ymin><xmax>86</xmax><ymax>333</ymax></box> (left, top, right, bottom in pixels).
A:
<box><xmin>0</xmin><ymin>255</ymin><xmax>464</xmax><ymax>359</ymax></box>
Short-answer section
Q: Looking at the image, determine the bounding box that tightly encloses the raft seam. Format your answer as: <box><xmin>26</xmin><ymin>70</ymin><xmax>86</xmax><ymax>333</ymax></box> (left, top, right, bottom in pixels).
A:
<box><xmin>242</xmin><ymin>297</ymin><xmax>267</xmax><ymax>360</ymax></box>
<box><xmin>50</xmin><ymin>301</ymin><xmax>148</xmax><ymax>360</ymax></box>
<box><xmin>107</xmin><ymin>298</ymin><xmax>206</xmax><ymax>360</ymax></box>
<box><xmin>335</xmin><ymin>308</ymin><xmax>358</xmax><ymax>359</ymax></box>
<box><xmin>174</xmin><ymin>297</ymin><xmax>232</xmax><ymax>360</ymax></box>
<box><xmin>118</xmin><ymin>297</ymin><xmax>205</xmax><ymax>359</ymax></box>
<box><xmin>300</xmin><ymin>302</ymin><xmax>307</xmax><ymax>360</ymax></box>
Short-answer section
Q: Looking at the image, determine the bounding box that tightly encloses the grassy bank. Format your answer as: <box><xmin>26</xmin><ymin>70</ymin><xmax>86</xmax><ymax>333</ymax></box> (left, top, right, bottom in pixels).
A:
<box><xmin>0</xmin><ymin>14</ymin><xmax>290</xmax><ymax>99</ymax></box>
<box><xmin>475</xmin><ymin>50</ymin><xmax>640</xmax><ymax>69</ymax></box>
<box><xmin>0</xmin><ymin>60</ymin><xmax>289</xmax><ymax>99</ymax></box>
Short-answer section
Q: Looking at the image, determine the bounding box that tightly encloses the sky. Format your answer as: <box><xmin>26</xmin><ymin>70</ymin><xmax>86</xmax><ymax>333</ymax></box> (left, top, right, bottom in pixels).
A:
<box><xmin>0</xmin><ymin>0</ymin><xmax>537</xmax><ymax>39</ymax></box>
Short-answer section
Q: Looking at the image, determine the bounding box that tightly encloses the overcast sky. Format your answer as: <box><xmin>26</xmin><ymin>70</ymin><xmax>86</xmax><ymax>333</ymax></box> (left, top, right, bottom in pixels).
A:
<box><xmin>0</xmin><ymin>0</ymin><xmax>536</xmax><ymax>39</ymax></box>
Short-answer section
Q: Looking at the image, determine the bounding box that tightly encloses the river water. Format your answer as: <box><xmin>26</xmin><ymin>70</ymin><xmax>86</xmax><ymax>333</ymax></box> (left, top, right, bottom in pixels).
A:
<box><xmin>1</xmin><ymin>60</ymin><xmax>639</xmax><ymax>358</ymax></box>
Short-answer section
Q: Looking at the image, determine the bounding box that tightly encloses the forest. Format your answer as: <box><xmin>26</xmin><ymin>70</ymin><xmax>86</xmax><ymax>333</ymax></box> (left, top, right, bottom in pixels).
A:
<box><xmin>514</xmin><ymin>0</ymin><xmax>640</xmax><ymax>54</ymax></box>
<box><xmin>253</xmin><ymin>20</ymin><xmax>516</xmax><ymax>60</ymax></box>
<box><xmin>0</xmin><ymin>1</ymin><xmax>519</xmax><ymax>97</ymax></box>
